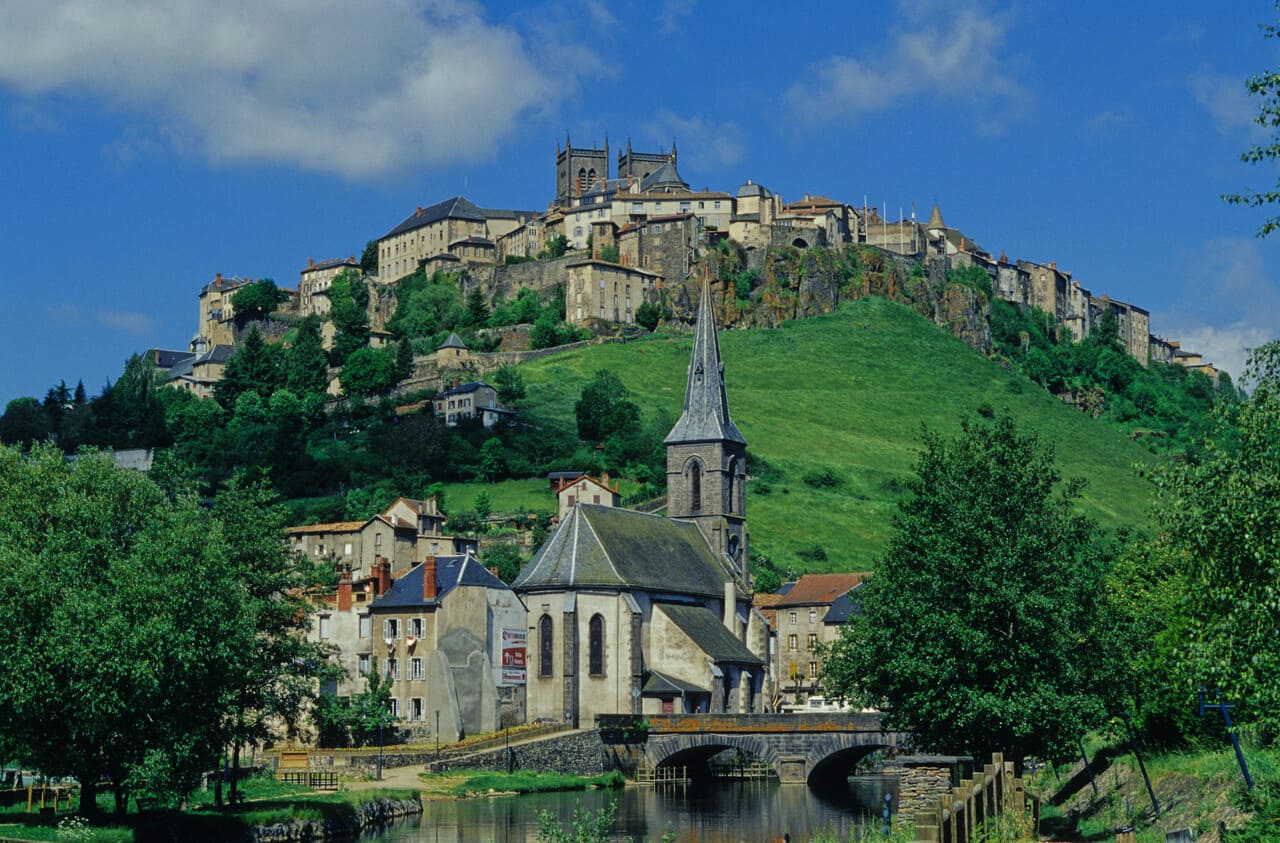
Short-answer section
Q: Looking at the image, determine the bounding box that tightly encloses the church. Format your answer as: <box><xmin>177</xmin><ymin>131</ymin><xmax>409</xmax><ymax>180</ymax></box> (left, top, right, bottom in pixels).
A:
<box><xmin>513</xmin><ymin>278</ymin><xmax>771</xmax><ymax>726</ymax></box>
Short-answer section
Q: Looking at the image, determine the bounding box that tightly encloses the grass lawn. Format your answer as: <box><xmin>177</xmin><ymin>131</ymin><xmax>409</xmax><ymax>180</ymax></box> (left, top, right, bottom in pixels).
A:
<box><xmin>483</xmin><ymin>297</ymin><xmax>1157</xmax><ymax>573</ymax></box>
<box><xmin>416</xmin><ymin>769</ymin><xmax>624</xmax><ymax>798</ymax></box>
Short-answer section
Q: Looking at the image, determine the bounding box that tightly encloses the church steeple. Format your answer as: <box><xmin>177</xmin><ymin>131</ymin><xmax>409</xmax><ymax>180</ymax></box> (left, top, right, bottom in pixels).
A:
<box><xmin>665</xmin><ymin>277</ymin><xmax>746</xmax><ymax>447</ymax></box>
<box><xmin>665</xmin><ymin>277</ymin><xmax>749</xmax><ymax>578</ymax></box>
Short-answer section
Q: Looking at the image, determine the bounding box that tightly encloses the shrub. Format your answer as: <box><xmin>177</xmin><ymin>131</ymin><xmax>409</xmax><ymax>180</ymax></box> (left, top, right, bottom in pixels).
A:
<box><xmin>802</xmin><ymin>467</ymin><xmax>841</xmax><ymax>488</ymax></box>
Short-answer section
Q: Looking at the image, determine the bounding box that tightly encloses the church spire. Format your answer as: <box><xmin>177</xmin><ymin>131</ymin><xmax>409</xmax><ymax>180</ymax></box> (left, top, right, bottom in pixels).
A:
<box><xmin>665</xmin><ymin>278</ymin><xmax>747</xmax><ymax>446</ymax></box>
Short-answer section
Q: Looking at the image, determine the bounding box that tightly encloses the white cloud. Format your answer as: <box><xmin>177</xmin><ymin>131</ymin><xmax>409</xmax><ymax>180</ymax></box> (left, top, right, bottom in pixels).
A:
<box><xmin>0</xmin><ymin>1</ymin><xmax>574</xmax><ymax>179</ymax></box>
<box><xmin>1082</xmin><ymin>109</ymin><xmax>1134</xmax><ymax>137</ymax></box>
<box><xmin>787</xmin><ymin>0</ymin><xmax>1026</xmax><ymax>125</ymax></box>
<box><xmin>641</xmin><ymin>112</ymin><xmax>746</xmax><ymax>173</ymax></box>
<box><xmin>98</xmin><ymin>310</ymin><xmax>154</xmax><ymax>335</ymax></box>
<box><xmin>1189</xmin><ymin>69</ymin><xmax>1266</xmax><ymax>140</ymax></box>
<box><xmin>659</xmin><ymin>0</ymin><xmax>696</xmax><ymax>36</ymax></box>
<box><xmin>46</xmin><ymin>303</ymin><xmax>81</xmax><ymax>324</ymax></box>
<box><xmin>1158</xmin><ymin>237</ymin><xmax>1280</xmax><ymax>383</ymax></box>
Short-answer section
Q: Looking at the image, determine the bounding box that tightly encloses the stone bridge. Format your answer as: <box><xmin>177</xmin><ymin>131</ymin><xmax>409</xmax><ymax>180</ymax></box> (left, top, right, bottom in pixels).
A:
<box><xmin>600</xmin><ymin>713</ymin><xmax>910</xmax><ymax>786</ymax></box>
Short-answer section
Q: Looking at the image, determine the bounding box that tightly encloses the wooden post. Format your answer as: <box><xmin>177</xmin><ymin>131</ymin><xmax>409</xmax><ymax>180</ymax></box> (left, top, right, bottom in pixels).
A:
<box><xmin>26</xmin><ymin>784</ymin><xmax>32</xmax><ymax>812</ymax></box>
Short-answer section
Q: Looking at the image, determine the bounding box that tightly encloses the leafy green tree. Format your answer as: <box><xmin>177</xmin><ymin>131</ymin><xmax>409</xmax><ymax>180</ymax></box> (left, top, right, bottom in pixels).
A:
<box><xmin>821</xmin><ymin>414</ymin><xmax>1112</xmax><ymax>761</ymax></box>
<box><xmin>284</xmin><ymin>315</ymin><xmax>330</xmax><ymax>396</ymax></box>
<box><xmin>473</xmin><ymin>490</ymin><xmax>493</xmax><ymax>519</ymax></box>
<box><xmin>545</xmin><ymin>233</ymin><xmax>569</xmax><ymax>259</ymax></box>
<box><xmin>575</xmin><ymin>370</ymin><xmax>641</xmax><ymax>442</ymax></box>
<box><xmin>484</xmin><ymin>543</ymin><xmax>524</xmax><ymax>583</ymax></box>
<box><xmin>230</xmin><ymin>279</ymin><xmax>286</xmax><ymax>324</ymax></box>
<box><xmin>394</xmin><ymin>338</ymin><xmax>415</xmax><ymax>383</ymax></box>
<box><xmin>462</xmin><ymin>287</ymin><xmax>491</xmax><ymax>329</ymax></box>
<box><xmin>341</xmin><ymin>346</ymin><xmax>398</xmax><ymax>398</ymax></box>
<box><xmin>1223</xmin><ymin>8</ymin><xmax>1280</xmax><ymax>236</ymax></box>
<box><xmin>0</xmin><ymin>444</ymin><xmax>251</xmax><ymax>816</ymax></box>
<box><xmin>478</xmin><ymin>438</ymin><xmax>507</xmax><ymax>482</ymax></box>
<box><xmin>214</xmin><ymin>326</ymin><xmax>281</xmax><ymax>409</ymax></box>
<box><xmin>494</xmin><ymin>366</ymin><xmax>526</xmax><ymax>404</ymax></box>
<box><xmin>1148</xmin><ymin>340</ymin><xmax>1280</xmax><ymax>733</ymax></box>
<box><xmin>329</xmin><ymin>270</ymin><xmax>371</xmax><ymax>366</ymax></box>
<box><xmin>0</xmin><ymin>397</ymin><xmax>50</xmax><ymax>448</ymax></box>
<box><xmin>635</xmin><ymin>300</ymin><xmax>664</xmax><ymax>331</ymax></box>
<box><xmin>360</xmin><ymin>240</ymin><xmax>379</xmax><ymax>274</ymax></box>
<box><xmin>313</xmin><ymin>672</ymin><xmax>396</xmax><ymax>747</ymax></box>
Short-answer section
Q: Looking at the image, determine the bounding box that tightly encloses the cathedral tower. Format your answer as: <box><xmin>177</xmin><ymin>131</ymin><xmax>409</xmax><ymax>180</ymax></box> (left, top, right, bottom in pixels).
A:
<box><xmin>555</xmin><ymin>134</ymin><xmax>609</xmax><ymax>205</ymax></box>
<box><xmin>665</xmin><ymin>277</ymin><xmax>749</xmax><ymax>579</ymax></box>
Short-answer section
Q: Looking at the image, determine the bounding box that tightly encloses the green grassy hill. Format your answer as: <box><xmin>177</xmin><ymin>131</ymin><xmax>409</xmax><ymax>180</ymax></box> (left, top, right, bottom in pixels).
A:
<box><xmin>476</xmin><ymin>297</ymin><xmax>1157</xmax><ymax>574</ymax></box>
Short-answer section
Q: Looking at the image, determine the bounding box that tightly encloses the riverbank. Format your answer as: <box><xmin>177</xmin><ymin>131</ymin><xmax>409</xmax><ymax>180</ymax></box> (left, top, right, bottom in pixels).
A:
<box><xmin>1033</xmin><ymin>742</ymin><xmax>1279</xmax><ymax>842</ymax></box>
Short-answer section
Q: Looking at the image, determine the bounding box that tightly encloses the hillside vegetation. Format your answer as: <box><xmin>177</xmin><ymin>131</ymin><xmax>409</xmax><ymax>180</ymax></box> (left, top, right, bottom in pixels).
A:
<box><xmin>490</xmin><ymin>296</ymin><xmax>1157</xmax><ymax>574</ymax></box>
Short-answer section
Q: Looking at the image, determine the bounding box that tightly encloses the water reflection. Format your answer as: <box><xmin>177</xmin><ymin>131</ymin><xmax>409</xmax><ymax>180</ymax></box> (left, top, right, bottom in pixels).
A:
<box><xmin>369</xmin><ymin>776</ymin><xmax>898</xmax><ymax>843</ymax></box>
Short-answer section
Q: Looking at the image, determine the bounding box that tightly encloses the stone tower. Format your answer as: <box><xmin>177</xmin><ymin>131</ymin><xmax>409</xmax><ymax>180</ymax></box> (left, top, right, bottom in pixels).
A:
<box><xmin>555</xmin><ymin>134</ymin><xmax>609</xmax><ymax>205</ymax></box>
<box><xmin>665</xmin><ymin>277</ymin><xmax>749</xmax><ymax>580</ymax></box>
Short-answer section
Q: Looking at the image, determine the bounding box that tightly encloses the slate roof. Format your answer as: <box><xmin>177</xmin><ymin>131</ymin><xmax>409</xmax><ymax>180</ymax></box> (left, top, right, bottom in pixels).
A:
<box><xmin>657</xmin><ymin>604</ymin><xmax>764</xmax><ymax>665</ymax></box>
<box><xmin>512</xmin><ymin>504</ymin><xmax>732</xmax><ymax>597</ymax></box>
<box><xmin>736</xmin><ymin>181</ymin><xmax>771</xmax><ymax>198</ymax></box>
<box><xmin>285</xmin><ymin>520</ymin><xmax>367</xmax><ymax>534</ymax></box>
<box><xmin>381</xmin><ymin>196</ymin><xmax>486</xmax><ymax>240</ymax></box>
<box><xmin>435</xmin><ymin>380</ymin><xmax>491</xmax><ymax>398</ymax></box>
<box><xmin>436</xmin><ymin>332</ymin><xmax>468</xmax><ymax>351</ymax></box>
<box><xmin>823</xmin><ymin>582</ymin><xmax>866</xmax><ymax>626</ymax></box>
<box><xmin>149</xmin><ymin>348</ymin><xmax>196</xmax><ymax>369</ymax></box>
<box><xmin>642</xmin><ymin>669</ymin><xmax>709</xmax><ymax>696</ymax></box>
<box><xmin>302</xmin><ymin>257</ymin><xmax>358</xmax><ymax>274</ymax></box>
<box><xmin>640</xmin><ymin>161</ymin><xmax>689</xmax><ymax>192</ymax></box>
<box><xmin>370</xmin><ymin>554</ymin><xmax>508</xmax><ymax>609</ymax></box>
<box><xmin>774</xmin><ymin>573</ymin><xmax>869</xmax><ymax>608</ymax></box>
<box><xmin>664</xmin><ymin>277</ymin><xmax>747</xmax><ymax>446</ymax></box>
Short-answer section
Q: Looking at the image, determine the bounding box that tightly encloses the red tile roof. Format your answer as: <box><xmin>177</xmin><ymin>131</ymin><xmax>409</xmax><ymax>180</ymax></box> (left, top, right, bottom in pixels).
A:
<box><xmin>774</xmin><ymin>573</ymin><xmax>869</xmax><ymax>608</ymax></box>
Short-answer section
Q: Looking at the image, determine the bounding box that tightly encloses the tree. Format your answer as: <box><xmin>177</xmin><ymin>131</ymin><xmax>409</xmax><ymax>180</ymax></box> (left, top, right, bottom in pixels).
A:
<box><xmin>478</xmin><ymin>438</ymin><xmax>507</xmax><ymax>482</ymax></box>
<box><xmin>214</xmin><ymin>326</ymin><xmax>280</xmax><ymax>408</ymax></box>
<box><xmin>230</xmin><ymin>279</ymin><xmax>286</xmax><ymax>324</ymax></box>
<box><xmin>1224</xmin><ymin>9</ymin><xmax>1280</xmax><ymax>236</ymax></box>
<box><xmin>484</xmin><ymin>543</ymin><xmax>524</xmax><ymax>583</ymax></box>
<box><xmin>360</xmin><ymin>240</ymin><xmax>379</xmax><ymax>274</ymax></box>
<box><xmin>635</xmin><ymin>300</ymin><xmax>664</xmax><ymax>331</ymax></box>
<box><xmin>821</xmin><ymin>414</ymin><xmax>1112</xmax><ymax>762</ymax></box>
<box><xmin>284</xmin><ymin>315</ymin><xmax>331</xmax><ymax>396</ymax></box>
<box><xmin>0</xmin><ymin>444</ymin><xmax>250</xmax><ymax>815</ymax></box>
<box><xmin>494</xmin><ymin>366</ymin><xmax>526</xmax><ymax>404</ymax></box>
<box><xmin>394</xmin><ymin>338</ymin><xmax>415</xmax><ymax>384</ymax></box>
<box><xmin>0</xmin><ymin>397</ymin><xmax>50</xmax><ymax>447</ymax></box>
<box><xmin>1148</xmin><ymin>340</ymin><xmax>1280</xmax><ymax>733</ymax></box>
<box><xmin>575</xmin><ymin>370</ymin><xmax>640</xmax><ymax>441</ymax></box>
<box><xmin>545</xmin><ymin>233</ymin><xmax>569</xmax><ymax>259</ymax></box>
<box><xmin>329</xmin><ymin>270</ymin><xmax>371</xmax><ymax>366</ymax></box>
<box><xmin>341</xmin><ymin>346</ymin><xmax>398</xmax><ymax>398</ymax></box>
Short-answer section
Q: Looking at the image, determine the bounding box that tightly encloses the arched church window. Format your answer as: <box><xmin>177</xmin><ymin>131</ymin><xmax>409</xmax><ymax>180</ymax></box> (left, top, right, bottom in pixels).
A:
<box><xmin>587</xmin><ymin>168</ymin><xmax>596</xmax><ymax>185</ymax></box>
<box><xmin>539</xmin><ymin>615</ymin><xmax>553</xmax><ymax>678</ymax></box>
<box><xmin>690</xmin><ymin>462</ymin><xmax>701</xmax><ymax>513</ymax></box>
<box><xmin>726</xmin><ymin>457</ymin><xmax>737</xmax><ymax>512</ymax></box>
<box><xmin>588</xmin><ymin>615</ymin><xmax>605</xmax><ymax>676</ymax></box>
<box><xmin>578</xmin><ymin>167</ymin><xmax>587</xmax><ymax>185</ymax></box>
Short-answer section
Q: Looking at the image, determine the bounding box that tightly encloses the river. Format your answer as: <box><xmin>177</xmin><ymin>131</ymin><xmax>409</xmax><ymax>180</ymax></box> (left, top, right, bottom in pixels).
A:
<box><xmin>366</xmin><ymin>775</ymin><xmax>899</xmax><ymax>842</ymax></box>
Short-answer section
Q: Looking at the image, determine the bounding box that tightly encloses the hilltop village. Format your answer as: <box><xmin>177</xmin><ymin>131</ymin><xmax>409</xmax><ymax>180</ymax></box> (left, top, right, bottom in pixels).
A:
<box><xmin>156</xmin><ymin>135</ymin><xmax>1216</xmax><ymax>405</ymax></box>
<box><xmin>114</xmin><ymin>136</ymin><xmax>1228</xmax><ymax>739</ymax></box>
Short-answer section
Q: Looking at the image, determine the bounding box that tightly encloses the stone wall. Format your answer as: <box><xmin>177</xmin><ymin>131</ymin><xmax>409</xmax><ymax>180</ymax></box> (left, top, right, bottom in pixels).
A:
<box><xmin>252</xmin><ymin>796</ymin><xmax>421</xmax><ymax>842</ymax></box>
<box><xmin>487</xmin><ymin>255</ymin><xmax>574</xmax><ymax>300</ymax></box>
<box><xmin>882</xmin><ymin>756</ymin><xmax>972</xmax><ymax>817</ymax></box>
<box><xmin>422</xmin><ymin>729</ymin><xmax>607</xmax><ymax>776</ymax></box>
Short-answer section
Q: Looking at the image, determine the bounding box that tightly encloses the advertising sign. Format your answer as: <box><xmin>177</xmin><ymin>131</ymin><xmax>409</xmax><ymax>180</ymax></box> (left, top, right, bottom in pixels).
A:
<box><xmin>501</xmin><ymin>628</ymin><xmax>526</xmax><ymax>685</ymax></box>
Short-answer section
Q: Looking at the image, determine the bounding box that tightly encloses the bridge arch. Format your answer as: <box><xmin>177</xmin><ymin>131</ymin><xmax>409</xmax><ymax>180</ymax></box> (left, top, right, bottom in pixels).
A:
<box><xmin>645</xmin><ymin>731</ymin><xmax>903</xmax><ymax>787</ymax></box>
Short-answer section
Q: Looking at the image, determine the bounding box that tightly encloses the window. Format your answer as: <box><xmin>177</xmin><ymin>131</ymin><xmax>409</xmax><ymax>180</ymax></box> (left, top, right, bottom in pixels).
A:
<box><xmin>808</xmin><ymin>661</ymin><xmax>819</xmax><ymax>679</ymax></box>
<box><xmin>689</xmin><ymin>462</ymin><xmax>701</xmax><ymax>513</ymax></box>
<box><xmin>409</xmin><ymin>618</ymin><xmax>423</xmax><ymax>638</ymax></box>
<box><xmin>574</xmin><ymin>226</ymin><xmax>583</xmax><ymax>237</ymax></box>
<box><xmin>343</xmin><ymin>543</ymin><xmax>353</xmax><ymax>556</ymax></box>
<box><xmin>375</xmin><ymin>533</ymin><xmax>382</xmax><ymax>547</ymax></box>
<box><xmin>318</xmin><ymin>615</ymin><xmax>331</xmax><ymax>639</ymax></box>
<box><xmin>358</xmin><ymin>653</ymin><xmax>371</xmax><ymax>675</ymax></box>
<box><xmin>411</xmin><ymin>698</ymin><xmax>424</xmax><ymax>721</ymax></box>
<box><xmin>589</xmin><ymin>614</ymin><xmax>605</xmax><ymax>676</ymax></box>
<box><xmin>714</xmin><ymin>200</ymin><xmax>722</xmax><ymax>210</ymax></box>
<box><xmin>359</xmin><ymin>616</ymin><xmax>371</xmax><ymax>638</ymax></box>
<box><xmin>789</xmin><ymin>611</ymin><xmax>797</xmax><ymax>625</ymax></box>
<box><xmin>539</xmin><ymin>615</ymin><xmax>553</xmax><ymax>677</ymax></box>
<box><xmin>808</xmin><ymin>633</ymin><xmax>818</xmax><ymax>648</ymax></box>
<box><xmin>809</xmin><ymin>609</ymin><xmax>818</xmax><ymax>624</ymax></box>
<box><xmin>385</xmin><ymin>657</ymin><xmax>399</xmax><ymax>680</ymax></box>
<box><xmin>409</xmin><ymin>658</ymin><xmax>424</xmax><ymax>680</ymax></box>
<box><xmin>388</xmin><ymin>698</ymin><xmax>399</xmax><ymax>718</ymax></box>
<box><xmin>788</xmin><ymin>633</ymin><xmax>798</xmax><ymax>652</ymax></box>
<box><xmin>383</xmin><ymin>619</ymin><xmax>400</xmax><ymax>640</ymax></box>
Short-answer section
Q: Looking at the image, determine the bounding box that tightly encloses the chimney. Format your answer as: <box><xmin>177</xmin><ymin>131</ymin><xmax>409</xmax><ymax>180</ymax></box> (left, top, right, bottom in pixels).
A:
<box><xmin>488</xmin><ymin>565</ymin><xmax>500</xmax><ymax>579</ymax></box>
<box><xmin>337</xmin><ymin>569</ymin><xmax>353</xmax><ymax>612</ymax></box>
<box><xmin>308</xmin><ymin>257</ymin><xmax>314</xmax><ymax>267</ymax></box>
<box><xmin>374</xmin><ymin>557</ymin><xmax>392</xmax><ymax>597</ymax></box>
<box><xmin>423</xmin><ymin>556</ymin><xmax>438</xmax><ymax>601</ymax></box>
<box><xmin>601</xmin><ymin>472</ymin><xmax>610</xmax><ymax>489</ymax></box>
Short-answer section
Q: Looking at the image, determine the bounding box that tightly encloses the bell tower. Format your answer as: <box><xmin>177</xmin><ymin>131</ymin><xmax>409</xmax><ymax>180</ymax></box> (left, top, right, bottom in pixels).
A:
<box><xmin>665</xmin><ymin>276</ymin><xmax>749</xmax><ymax>579</ymax></box>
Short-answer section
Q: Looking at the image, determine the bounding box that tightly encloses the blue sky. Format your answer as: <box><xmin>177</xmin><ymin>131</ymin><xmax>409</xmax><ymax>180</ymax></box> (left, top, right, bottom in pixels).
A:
<box><xmin>2</xmin><ymin>0</ymin><xmax>1279</xmax><ymax>405</ymax></box>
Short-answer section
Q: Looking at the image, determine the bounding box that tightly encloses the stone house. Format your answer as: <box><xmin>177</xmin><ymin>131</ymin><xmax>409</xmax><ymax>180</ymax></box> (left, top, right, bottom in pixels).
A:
<box><xmin>772</xmin><ymin>573</ymin><xmax>868</xmax><ymax>704</ymax></box>
<box><xmin>515</xmin><ymin>278</ymin><xmax>769</xmax><ymax>726</ymax></box>
<box><xmin>433</xmin><ymin>381</ymin><xmax>499</xmax><ymax>427</ymax></box>
<box><xmin>286</xmin><ymin>497</ymin><xmax>474</xmax><ymax>579</ymax></box>
<box><xmin>298</xmin><ymin>257</ymin><xmax>359</xmax><ymax>318</ymax></box>
<box><xmin>195</xmin><ymin>273</ymin><xmax>250</xmax><ymax>349</ymax></box>
<box><xmin>564</xmin><ymin>258</ymin><xmax>661</xmax><ymax>327</ymax></box>
<box><xmin>163</xmin><ymin>344</ymin><xmax>234</xmax><ymax>399</ymax></box>
<box><xmin>376</xmin><ymin>196</ymin><xmax>489</xmax><ymax>281</ymax></box>
<box><xmin>616</xmin><ymin>213</ymin><xmax>701</xmax><ymax>281</ymax></box>
<box><xmin>553</xmin><ymin>473</ymin><xmax>621</xmax><ymax>522</ymax></box>
<box><xmin>368</xmin><ymin>555</ymin><xmax>526</xmax><ymax>740</ymax></box>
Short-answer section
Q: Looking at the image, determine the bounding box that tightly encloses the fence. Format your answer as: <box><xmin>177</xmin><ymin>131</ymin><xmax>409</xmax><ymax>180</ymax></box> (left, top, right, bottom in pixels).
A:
<box><xmin>911</xmin><ymin>753</ymin><xmax>1038</xmax><ymax>843</ymax></box>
